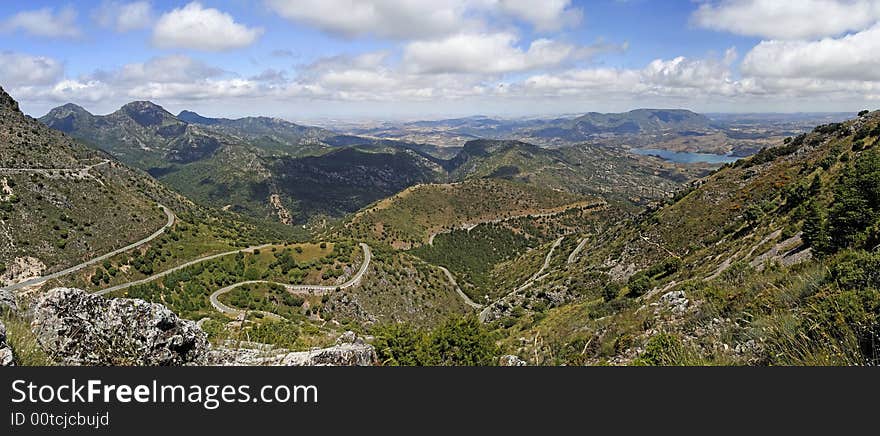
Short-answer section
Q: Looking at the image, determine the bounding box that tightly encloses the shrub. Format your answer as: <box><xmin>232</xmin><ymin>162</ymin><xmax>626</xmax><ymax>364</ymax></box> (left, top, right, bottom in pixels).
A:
<box><xmin>828</xmin><ymin>149</ymin><xmax>880</xmax><ymax>251</ymax></box>
<box><xmin>830</xmin><ymin>250</ymin><xmax>880</xmax><ymax>290</ymax></box>
<box><xmin>627</xmin><ymin>273</ymin><xmax>652</xmax><ymax>298</ymax></box>
<box><xmin>632</xmin><ymin>333</ymin><xmax>682</xmax><ymax>366</ymax></box>
<box><xmin>371</xmin><ymin>316</ymin><xmax>498</xmax><ymax>366</ymax></box>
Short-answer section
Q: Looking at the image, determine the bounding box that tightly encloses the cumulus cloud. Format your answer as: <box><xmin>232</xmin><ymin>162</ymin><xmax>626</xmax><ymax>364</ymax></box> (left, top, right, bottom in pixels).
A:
<box><xmin>107</xmin><ymin>55</ymin><xmax>225</xmax><ymax>83</ymax></box>
<box><xmin>741</xmin><ymin>24</ymin><xmax>880</xmax><ymax>81</ymax></box>
<box><xmin>521</xmin><ymin>49</ymin><xmax>753</xmax><ymax>99</ymax></box>
<box><xmin>153</xmin><ymin>2</ymin><xmax>263</xmax><ymax>51</ymax></box>
<box><xmin>94</xmin><ymin>1</ymin><xmax>153</xmax><ymax>32</ymax></box>
<box><xmin>496</xmin><ymin>0</ymin><xmax>582</xmax><ymax>31</ymax></box>
<box><xmin>266</xmin><ymin>0</ymin><xmax>583</xmax><ymax>39</ymax></box>
<box><xmin>1</xmin><ymin>7</ymin><xmax>81</xmax><ymax>38</ymax></box>
<box><xmin>265</xmin><ymin>0</ymin><xmax>474</xmax><ymax>39</ymax></box>
<box><xmin>692</xmin><ymin>0</ymin><xmax>880</xmax><ymax>40</ymax></box>
<box><xmin>403</xmin><ymin>33</ymin><xmax>565</xmax><ymax>74</ymax></box>
<box><xmin>0</xmin><ymin>52</ymin><xmax>65</xmax><ymax>87</ymax></box>
<box><xmin>403</xmin><ymin>33</ymin><xmax>621</xmax><ymax>74</ymax></box>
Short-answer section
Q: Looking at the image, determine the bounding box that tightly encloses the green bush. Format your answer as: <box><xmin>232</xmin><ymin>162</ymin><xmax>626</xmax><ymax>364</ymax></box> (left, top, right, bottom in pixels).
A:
<box><xmin>632</xmin><ymin>333</ymin><xmax>682</xmax><ymax>366</ymax></box>
<box><xmin>828</xmin><ymin>149</ymin><xmax>880</xmax><ymax>251</ymax></box>
<box><xmin>371</xmin><ymin>316</ymin><xmax>498</xmax><ymax>366</ymax></box>
<box><xmin>627</xmin><ymin>273</ymin><xmax>652</xmax><ymax>298</ymax></box>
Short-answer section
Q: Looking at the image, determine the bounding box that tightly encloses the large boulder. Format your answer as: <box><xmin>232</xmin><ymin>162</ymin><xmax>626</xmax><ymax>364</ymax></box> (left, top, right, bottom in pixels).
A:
<box><xmin>279</xmin><ymin>342</ymin><xmax>377</xmax><ymax>366</ymax></box>
<box><xmin>32</xmin><ymin>288</ymin><xmax>207</xmax><ymax>366</ymax></box>
<box><xmin>209</xmin><ymin>331</ymin><xmax>377</xmax><ymax>366</ymax></box>
<box><xmin>0</xmin><ymin>320</ymin><xmax>14</xmax><ymax>366</ymax></box>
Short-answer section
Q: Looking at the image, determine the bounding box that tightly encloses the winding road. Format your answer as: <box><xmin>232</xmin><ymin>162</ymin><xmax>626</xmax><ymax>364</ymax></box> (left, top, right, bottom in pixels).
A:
<box><xmin>207</xmin><ymin>243</ymin><xmax>372</xmax><ymax>317</ymax></box>
<box><xmin>427</xmin><ymin>201</ymin><xmax>606</xmax><ymax>245</ymax></box>
<box><xmin>2</xmin><ymin>204</ymin><xmax>176</xmax><ymax>292</ymax></box>
<box><xmin>567</xmin><ymin>237</ymin><xmax>590</xmax><ymax>264</ymax></box>
<box><xmin>437</xmin><ymin>266</ymin><xmax>483</xmax><ymax>310</ymax></box>
<box><xmin>479</xmin><ymin>237</ymin><xmax>564</xmax><ymax>322</ymax></box>
<box><xmin>92</xmin><ymin>243</ymin><xmax>275</xmax><ymax>296</ymax></box>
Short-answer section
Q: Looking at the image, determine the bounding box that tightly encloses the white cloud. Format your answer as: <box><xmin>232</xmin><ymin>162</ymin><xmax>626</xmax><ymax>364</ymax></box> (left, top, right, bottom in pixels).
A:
<box><xmin>266</xmin><ymin>0</ymin><xmax>583</xmax><ymax>39</ymax></box>
<box><xmin>0</xmin><ymin>52</ymin><xmax>64</xmax><ymax>87</ymax></box>
<box><xmin>126</xmin><ymin>79</ymin><xmax>260</xmax><ymax>100</ymax></box>
<box><xmin>741</xmin><ymin>24</ymin><xmax>880</xmax><ymax>81</ymax></box>
<box><xmin>153</xmin><ymin>2</ymin><xmax>263</xmax><ymax>51</ymax></box>
<box><xmin>693</xmin><ymin>0</ymin><xmax>880</xmax><ymax>40</ymax></box>
<box><xmin>641</xmin><ymin>48</ymin><xmax>740</xmax><ymax>95</ymax></box>
<box><xmin>403</xmin><ymin>33</ymin><xmax>614</xmax><ymax>74</ymax></box>
<box><xmin>265</xmin><ymin>0</ymin><xmax>475</xmax><ymax>39</ymax></box>
<box><xmin>94</xmin><ymin>1</ymin><xmax>153</xmax><ymax>32</ymax></box>
<box><xmin>521</xmin><ymin>50</ymin><xmax>753</xmax><ymax>99</ymax></box>
<box><xmin>496</xmin><ymin>0</ymin><xmax>582</xmax><ymax>31</ymax></box>
<box><xmin>1</xmin><ymin>7</ymin><xmax>81</xmax><ymax>38</ymax></box>
<box><xmin>111</xmin><ymin>55</ymin><xmax>224</xmax><ymax>83</ymax></box>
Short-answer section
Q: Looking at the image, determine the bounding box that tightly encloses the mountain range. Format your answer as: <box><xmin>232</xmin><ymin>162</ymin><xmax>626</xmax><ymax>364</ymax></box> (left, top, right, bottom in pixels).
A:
<box><xmin>39</xmin><ymin>103</ymin><xmax>704</xmax><ymax>225</ymax></box>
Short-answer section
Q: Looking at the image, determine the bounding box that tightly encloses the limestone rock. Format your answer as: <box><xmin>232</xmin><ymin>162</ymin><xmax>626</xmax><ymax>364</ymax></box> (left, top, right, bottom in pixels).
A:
<box><xmin>32</xmin><ymin>288</ymin><xmax>207</xmax><ymax>366</ymax></box>
<box><xmin>0</xmin><ymin>289</ymin><xmax>16</xmax><ymax>312</ymax></box>
<box><xmin>499</xmin><ymin>355</ymin><xmax>527</xmax><ymax>366</ymax></box>
<box><xmin>209</xmin><ymin>331</ymin><xmax>377</xmax><ymax>366</ymax></box>
<box><xmin>279</xmin><ymin>341</ymin><xmax>377</xmax><ymax>366</ymax></box>
<box><xmin>0</xmin><ymin>320</ymin><xmax>14</xmax><ymax>366</ymax></box>
<box><xmin>658</xmin><ymin>290</ymin><xmax>689</xmax><ymax>315</ymax></box>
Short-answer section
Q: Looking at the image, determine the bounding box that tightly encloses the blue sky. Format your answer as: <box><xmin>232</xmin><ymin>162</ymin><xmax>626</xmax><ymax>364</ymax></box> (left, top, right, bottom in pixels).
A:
<box><xmin>1</xmin><ymin>1</ymin><xmax>879</xmax><ymax>120</ymax></box>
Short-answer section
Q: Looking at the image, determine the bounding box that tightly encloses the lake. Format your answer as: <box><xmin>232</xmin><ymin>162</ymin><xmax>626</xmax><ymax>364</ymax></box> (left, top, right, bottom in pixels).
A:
<box><xmin>630</xmin><ymin>148</ymin><xmax>742</xmax><ymax>164</ymax></box>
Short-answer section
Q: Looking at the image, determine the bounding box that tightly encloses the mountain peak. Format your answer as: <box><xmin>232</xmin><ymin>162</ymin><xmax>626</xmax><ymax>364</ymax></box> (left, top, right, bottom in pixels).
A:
<box><xmin>44</xmin><ymin>103</ymin><xmax>92</xmax><ymax>118</ymax></box>
<box><xmin>120</xmin><ymin>100</ymin><xmax>168</xmax><ymax>112</ymax></box>
<box><xmin>0</xmin><ymin>86</ymin><xmax>21</xmax><ymax>115</ymax></box>
<box><xmin>117</xmin><ymin>101</ymin><xmax>176</xmax><ymax>127</ymax></box>
<box><xmin>177</xmin><ymin>110</ymin><xmax>222</xmax><ymax>125</ymax></box>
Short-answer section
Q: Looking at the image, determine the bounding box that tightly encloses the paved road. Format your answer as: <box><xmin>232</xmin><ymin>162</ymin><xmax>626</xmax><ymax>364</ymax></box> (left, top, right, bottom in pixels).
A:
<box><xmin>427</xmin><ymin>201</ymin><xmax>606</xmax><ymax>245</ymax></box>
<box><xmin>0</xmin><ymin>159</ymin><xmax>109</xmax><ymax>174</ymax></box>
<box><xmin>207</xmin><ymin>243</ymin><xmax>372</xmax><ymax>317</ymax></box>
<box><xmin>437</xmin><ymin>266</ymin><xmax>483</xmax><ymax>309</ymax></box>
<box><xmin>567</xmin><ymin>237</ymin><xmax>590</xmax><ymax>264</ymax></box>
<box><xmin>479</xmin><ymin>237</ymin><xmax>563</xmax><ymax>322</ymax></box>
<box><xmin>93</xmin><ymin>243</ymin><xmax>275</xmax><ymax>296</ymax></box>
<box><xmin>208</xmin><ymin>281</ymin><xmax>283</xmax><ymax>320</ymax></box>
<box><xmin>2</xmin><ymin>204</ymin><xmax>175</xmax><ymax>292</ymax></box>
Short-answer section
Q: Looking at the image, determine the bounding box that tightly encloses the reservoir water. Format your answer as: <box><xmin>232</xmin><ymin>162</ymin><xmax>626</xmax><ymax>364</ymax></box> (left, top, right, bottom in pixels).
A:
<box><xmin>630</xmin><ymin>148</ymin><xmax>742</xmax><ymax>164</ymax></box>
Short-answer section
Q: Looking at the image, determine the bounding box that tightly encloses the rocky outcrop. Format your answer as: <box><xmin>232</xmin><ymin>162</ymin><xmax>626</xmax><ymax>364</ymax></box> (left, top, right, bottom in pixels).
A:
<box><xmin>0</xmin><ymin>289</ymin><xmax>16</xmax><ymax>312</ymax></box>
<box><xmin>499</xmin><ymin>355</ymin><xmax>527</xmax><ymax>366</ymax></box>
<box><xmin>210</xmin><ymin>331</ymin><xmax>377</xmax><ymax>366</ymax></box>
<box><xmin>32</xmin><ymin>288</ymin><xmax>207</xmax><ymax>366</ymax></box>
<box><xmin>0</xmin><ymin>320</ymin><xmax>15</xmax><ymax>366</ymax></box>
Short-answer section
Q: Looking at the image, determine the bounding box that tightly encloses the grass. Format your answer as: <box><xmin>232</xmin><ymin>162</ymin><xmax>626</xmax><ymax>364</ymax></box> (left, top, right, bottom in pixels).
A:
<box><xmin>1</xmin><ymin>310</ymin><xmax>53</xmax><ymax>366</ymax></box>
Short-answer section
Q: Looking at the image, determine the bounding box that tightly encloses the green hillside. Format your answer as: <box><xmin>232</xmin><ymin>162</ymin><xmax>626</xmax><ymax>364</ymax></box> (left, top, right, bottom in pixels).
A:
<box><xmin>482</xmin><ymin>111</ymin><xmax>880</xmax><ymax>366</ymax></box>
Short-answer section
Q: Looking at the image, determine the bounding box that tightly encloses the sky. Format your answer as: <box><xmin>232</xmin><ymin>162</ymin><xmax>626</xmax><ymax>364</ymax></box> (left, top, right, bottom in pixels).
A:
<box><xmin>1</xmin><ymin>0</ymin><xmax>879</xmax><ymax>121</ymax></box>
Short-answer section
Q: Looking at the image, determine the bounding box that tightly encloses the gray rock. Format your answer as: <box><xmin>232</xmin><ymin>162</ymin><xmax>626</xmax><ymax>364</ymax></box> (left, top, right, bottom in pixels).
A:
<box><xmin>0</xmin><ymin>320</ymin><xmax>14</xmax><ymax>366</ymax></box>
<box><xmin>336</xmin><ymin>330</ymin><xmax>357</xmax><ymax>345</ymax></box>
<box><xmin>0</xmin><ymin>289</ymin><xmax>17</xmax><ymax>312</ymax></box>
<box><xmin>658</xmin><ymin>290</ymin><xmax>689</xmax><ymax>315</ymax></box>
<box><xmin>279</xmin><ymin>342</ymin><xmax>377</xmax><ymax>366</ymax></box>
<box><xmin>499</xmin><ymin>355</ymin><xmax>527</xmax><ymax>366</ymax></box>
<box><xmin>32</xmin><ymin>288</ymin><xmax>207</xmax><ymax>366</ymax></box>
<box><xmin>209</xmin><ymin>332</ymin><xmax>377</xmax><ymax>366</ymax></box>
